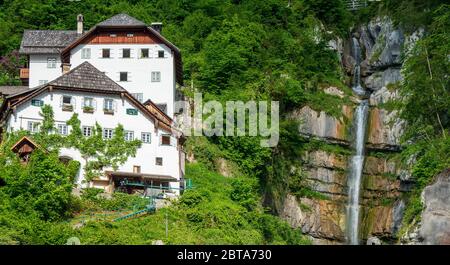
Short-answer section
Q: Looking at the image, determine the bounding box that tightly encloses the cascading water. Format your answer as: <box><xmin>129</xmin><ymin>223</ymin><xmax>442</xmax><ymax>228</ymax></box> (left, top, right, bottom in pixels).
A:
<box><xmin>346</xmin><ymin>36</ymin><xmax>370</xmax><ymax>245</ymax></box>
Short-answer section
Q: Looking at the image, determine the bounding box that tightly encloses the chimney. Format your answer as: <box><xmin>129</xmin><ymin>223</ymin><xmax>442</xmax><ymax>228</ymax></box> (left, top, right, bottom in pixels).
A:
<box><xmin>77</xmin><ymin>14</ymin><xmax>84</xmax><ymax>34</ymax></box>
<box><xmin>150</xmin><ymin>22</ymin><xmax>163</xmax><ymax>34</ymax></box>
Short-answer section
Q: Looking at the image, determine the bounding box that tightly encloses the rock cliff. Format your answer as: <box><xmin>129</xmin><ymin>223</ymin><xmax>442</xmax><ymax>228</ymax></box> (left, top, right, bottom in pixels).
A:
<box><xmin>279</xmin><ymin>18</ymin><xmax>416</xmax><ymax>244</ymax></box>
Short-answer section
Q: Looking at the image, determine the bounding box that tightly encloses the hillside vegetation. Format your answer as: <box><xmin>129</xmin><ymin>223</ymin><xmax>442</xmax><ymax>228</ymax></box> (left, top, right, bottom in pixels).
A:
<box><xmin>0</xmin><ymin>0</ymin><xmax>449</xmax><ymax>244</ymax></box>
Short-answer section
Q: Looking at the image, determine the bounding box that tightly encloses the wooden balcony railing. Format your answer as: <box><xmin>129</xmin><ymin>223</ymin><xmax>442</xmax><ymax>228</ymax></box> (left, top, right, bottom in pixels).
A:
<box><xmin>20</xmin><ymin>68</ymin><xmax>29</xmax><ymax>79</ymax></box>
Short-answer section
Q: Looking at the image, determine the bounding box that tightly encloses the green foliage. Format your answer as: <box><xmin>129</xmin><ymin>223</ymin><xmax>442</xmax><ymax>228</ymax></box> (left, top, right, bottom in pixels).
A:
<box><xmin>398</xmin><ymin>6</ymin><xmax>450</xmax><ymax>142</ymax></box>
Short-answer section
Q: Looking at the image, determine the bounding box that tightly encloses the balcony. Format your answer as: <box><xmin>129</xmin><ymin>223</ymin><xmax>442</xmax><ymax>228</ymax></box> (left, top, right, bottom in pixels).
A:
<box><xmin>20</xmin><ymin>68</ymin><xmax>29</xmax><ymax>79</ymax></box>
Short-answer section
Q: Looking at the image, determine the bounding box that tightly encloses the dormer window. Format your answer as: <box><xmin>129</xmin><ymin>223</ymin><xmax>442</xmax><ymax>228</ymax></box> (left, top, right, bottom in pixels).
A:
<box><xmin>127</xmin><ymin>33</ymin><xmax>134</xmax><ymax>37</ymax></box>
<box><xmin>122</xmin><ymin>49</ymin><xmax>130</xmax><ymax>58</ymax></box>
<box><xmin>102</xmin><ymin>49</ymin><xmax>110</xmax><ymax>58</ymax></box>
<box><xmin>110</xmin><ymin>33</ymin><xmax>117</xmax><ymax>38</ymax></box>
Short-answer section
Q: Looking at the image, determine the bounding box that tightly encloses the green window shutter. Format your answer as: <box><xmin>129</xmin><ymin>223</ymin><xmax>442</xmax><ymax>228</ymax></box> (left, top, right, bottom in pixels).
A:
<box><xmin>126</xmin><ymin>108</ymin><xmax>138</xmax><ymax>115</ymax></box>
<box><xmin>31</xmin><ymin>99</ymin><xmax>43</xmax><ymax>107</ymax></box>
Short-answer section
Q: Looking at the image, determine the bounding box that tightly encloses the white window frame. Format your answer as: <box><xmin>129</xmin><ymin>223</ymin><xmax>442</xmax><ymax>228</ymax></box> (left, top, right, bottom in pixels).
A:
<box><xmin>81</xmin><ymin>48</ymin><xmax>91</xmax><ymax>59</ymax></box>
<box><xmin>141</xmin><ymin>132</ymin><xmax>151</xmax><ymax>144</ymax></box>
<box><xmin>57</xmin><ymin>124</ymin><xmax>68</xmax><ymax>135</ymax></box>
<box><xmin>131</xmin><ymin>93</ymin><xmax>143</xmax><ymax>102</ymax></box>
<box><xmin>27</xmin><ymin>121</ymin><xmax>40</xmax><ymax>133</ymax></box>
<box><xmin>82</xmin><ymin>126</ymin><xmax>93</xmax><ymax>137</ymax></box>
<box><xmin>151</xmin><ymin>71</ymin><xmax>161</xmax><ymax>82</ymax></box>
<box><xmin>83</xmin><ymin>97</ymin><xmax>94</xmax><ymax>108</ymax></box>
<box><xmin>47</xmin><ymin>57</ymin><xmax>57</xmax><ymax>68</ymax></box>
<box><xmin>103</xmin><ymin>128</ymin><xmax>114</xmax><ymax>139</ymax></box>
<box><xmin>62</xmin><ymin>95</ymin><xmax>73</xmax><ymax>105</ymax></box>
<box><xmin>103</xmin><ymin>99</ymin><xmax>114</xmax><ymax>111</ymax></box>
<box><xmin>124</xmin><ymin>131</ymin><xmax>134</xmax><ymax>141</ymax></box>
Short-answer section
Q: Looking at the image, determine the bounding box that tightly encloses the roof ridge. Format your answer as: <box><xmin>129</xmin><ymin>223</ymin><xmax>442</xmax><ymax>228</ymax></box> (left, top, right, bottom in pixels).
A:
<box><xmin>48</xmin><ymin>61</ymin><xmax>126</xmax><ymax>92</ymax></box>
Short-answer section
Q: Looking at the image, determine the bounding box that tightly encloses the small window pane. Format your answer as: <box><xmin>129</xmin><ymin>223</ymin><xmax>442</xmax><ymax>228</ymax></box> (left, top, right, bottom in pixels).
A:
<box><xmin>63</xmin><ymin>96</ymin><xmax>72</xmax><ymax>105</ymax></box>
<box><xmin>131</xmin><ymin>93</ymin><xmax>143</xmax><ymax>102</ymax></box>
<box><xmin>83</xmin><ymin>126</ymin><xmax>93</xmax><ymax>137</ymax></box>
<box><xmin>103</xmin><ymin>128</ymin><xmax>114</xmax><ymax>139</ymax></box>
<box><xmin>124</xmin><ymin>131</ymin><xmax>134</xmax><ymax>141</ymax></box>
<box><xmin>81</xmin><ymin>48</ymin><xmax>91</xmax><ymax>59</ymax></box>
<box><xmin>122</xmin><ymin>49</ymin><xmax>130</xmax><ymax>58</ymax></box>
<box><xmin>161</xmin><ymin>135</ymin><xmax>171</xmax><ymax>146</ymax></box>
<box><xmin>104</xmin><ymin>99</ymin><xmax>114</xmax><ymax>111</ymax></box>
<box><xmin>151</xmin><ymin>71</ymin><xmax>160</xmax><ymax>82</ymax></box>
<box><xmin>155</xmin><ymin>157</ymin><xmax>163</xmax><ymax>166</ymax></box>
<box><xmin>141</xmin><ymin>132</ymin><xmax>151</xmax><ymax>143</ymax></box>
<box><xmin>141</xmin><ymin>49</ymin><xmax>149</xmax><ymax>58</ymax></box>
<box><xmin>102</xmin><ymin>49</ymin><xmax>110</xmax><ymax>58</ymax></box>
<box><xmin>58</xmin><ymin>124</ymin><xmax>68</xmax><ymax>135</ymax></box>
<box><xmin>120</xmin><ymin>72</ymin><xmax>128</xmax><ymax>82</ymax></box>
<box><xmin>158</xmin><ymin>50</ymin><xmax>164</xmax><ymax>58</ymax></box>
<box><xmin>47</xmin><ymin>58</ymin><xmax>57</xmax><ymax>68</ymax></box>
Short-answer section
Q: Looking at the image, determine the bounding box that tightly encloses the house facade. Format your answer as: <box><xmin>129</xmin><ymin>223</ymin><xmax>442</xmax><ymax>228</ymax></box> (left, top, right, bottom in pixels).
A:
<box><xmin>0</xmin><ymin>14</ymin><xmax>185</xmax><ymax>196</ymax></box>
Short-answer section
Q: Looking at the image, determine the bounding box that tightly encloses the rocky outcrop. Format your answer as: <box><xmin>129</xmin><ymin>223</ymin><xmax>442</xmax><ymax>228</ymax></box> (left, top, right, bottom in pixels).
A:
<box><xmin>367</xmin><ymin>107</ymin><xmax>404</xmax><ymax>150</ymax></box>
<box><xmin>279</xmin><ymin>17</ymin><xmax>416</xmax><ymax>245</ymax></box>
<box><xmin>420</xmin><ymin>169</ymin><xmax>450</xmax><ymax>244</ymax></box>
<box><xmin>280</xmin><ymin>195</ymin><xmax>345</xmax><ymax>243</ymax></box>
<box><xmin>293</xmin><ymin>105</ymin><xmax>352</xmax><ymax>145</ymax></box>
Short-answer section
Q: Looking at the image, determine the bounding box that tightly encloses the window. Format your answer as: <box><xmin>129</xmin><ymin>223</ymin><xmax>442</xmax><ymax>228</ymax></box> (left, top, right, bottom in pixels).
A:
<box><xmin>131</xmin><ymin>93</ymin><xmax>143</xmax><ymax>102</ymax></box>
<box><xmin>27</xmin><ymin>121</ymin><xmax>40</xmax><ymax>133</ymax></box>
<box><xmin>110</xmin><ymin>34</ymin><xmax>117</xmax><ymax>38</ymax></box>
<box><xmin>81</xmin><ymin>48</ymin><xmax>91</xmax><ymax>59</ymax></box>
<box><xmin>31</xmin><ymin>99</ymin><xmax>44</xmax><ymax>107</ymax></box>
<box><xmin>57</xmin><ymin>124</ymin><xmax>68</xmax><ymax>135</ymax></box>
<box><xmin>103</xmin><ymin>128</ymin><xmax>114</xmax><ymax>139</ymax></box>
<box><xmin>161</xmin><ymin>134</ymin><xmax>171</xmax><ymax>146</ymax></box>
<box><xmin>47</xmin><ymin>58</ymin><xmax>57</xmax><ymax>68</ymax></box>
<box><xmin>62</xmin><ymin>95</ymin><xmax>73</xmax><ymax>111</ymax></box>
<box><xmin>102</xmin><ymin>49</ymin><xmax>110</xmax><ymax>58</ymax></box>
<box><xmin>124</xmin><ymin>131</ymin><xmax>134</xmax><ymax>141</ymax></box>
<box><xmin>141</xmin><ymin>132</ymin><xmax>151</xmax><ymax>143</ymax></box>
<box><xmin>133</xmin><ymin>166</ymin><xmax>141</xmax><ymax>173</ymax></box>
<box><xmin>103</xmin><ymin>99</ymin><xmax>114</xmax><ymax>112</ymax></box>
<box><xmin>122</xmin><ymin>49</ymin><xmax>130</xmax><ymax>58</ymax></box>
<box><xmin>127</xmin><ymin>33</ymin><xmax>134</xmax><ymax>38</ymax></box>
<box><xmin>156</xmin><ymin>103</ymin><xmax>167</xmax><ymax>114</ymax></box>
<box><xmin>39</xmin><ymin>80</ymin><xmax>48</xmax><ymax>85</ymax></box>
<box><xmin>83</xmin><ymin>97</ymin><xmax>94</xmax><ymax>107</ymax></box>
<box><xmin>151</xmin><ymin>71</ymin><xmax>161</xmax><ymax>82</ymax></box>
<box><xmin>83</xmin><ymin>126</ymin><xmax>93</xmax><ymax>137</ymax></box>
<box><xmin>155</xmin><ymin>157</ymin><xmax>163</xmax><ymax>166</ymax></box>
<box><xmin>63</xmin><ymin>96</ymin><xmax>72</xmax><ymax>105</ymax></box>
<box><xmin>158</xmin><ymin>50</ymin><xmax>164</xmax><ymax>58</ymax></box>
<box><xmin>120</xmin><ymin>72</ymin><xmax>128</xmax><ymax>82</ymax></box>
<box><xmin>141</xmin><ymin>48</ymin><xmax>149</xmax><ymax>58</ymax></box>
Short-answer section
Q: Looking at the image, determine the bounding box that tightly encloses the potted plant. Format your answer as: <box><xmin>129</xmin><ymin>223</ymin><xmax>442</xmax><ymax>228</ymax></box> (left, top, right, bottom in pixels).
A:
<box><xmin>83</xmin><ymin>106</ymin><xmax>94</xmax><ymax>113</ymax></box>
<box><xmin>103</xmin><ymin>108</ymin><xmax>114</xmax><ymax>115</ymax></box>
<box><xmin>62</xmin><ymin>104</ymin><xmax>73</xmax><ymax>112</ymax></box>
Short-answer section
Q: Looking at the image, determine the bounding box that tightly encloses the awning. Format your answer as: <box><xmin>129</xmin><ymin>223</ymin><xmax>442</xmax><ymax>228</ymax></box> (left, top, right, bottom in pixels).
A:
<box><xmin>105</xmin><ymin>171</ymin><xmax>177</xmax><ymax>182</ymax></box>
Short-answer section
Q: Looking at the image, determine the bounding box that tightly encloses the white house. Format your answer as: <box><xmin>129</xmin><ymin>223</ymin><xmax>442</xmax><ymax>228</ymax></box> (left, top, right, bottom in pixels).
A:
<box><xmin>18</xmin><ymin>13</ymin><xmax>182</xmax><ymax>119</ymax></box>
<box><xmin>0</xmin><ymin>14</ymin><xmax>186</xmax><ymax>196</ymax></box>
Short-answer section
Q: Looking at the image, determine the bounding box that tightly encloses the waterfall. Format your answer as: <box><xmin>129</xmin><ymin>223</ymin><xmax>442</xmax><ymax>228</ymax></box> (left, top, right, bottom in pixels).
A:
<box><xmin>346</xmin><ymin>37</ymin><xmax>369</xmax><ymax>245</ymax></box>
